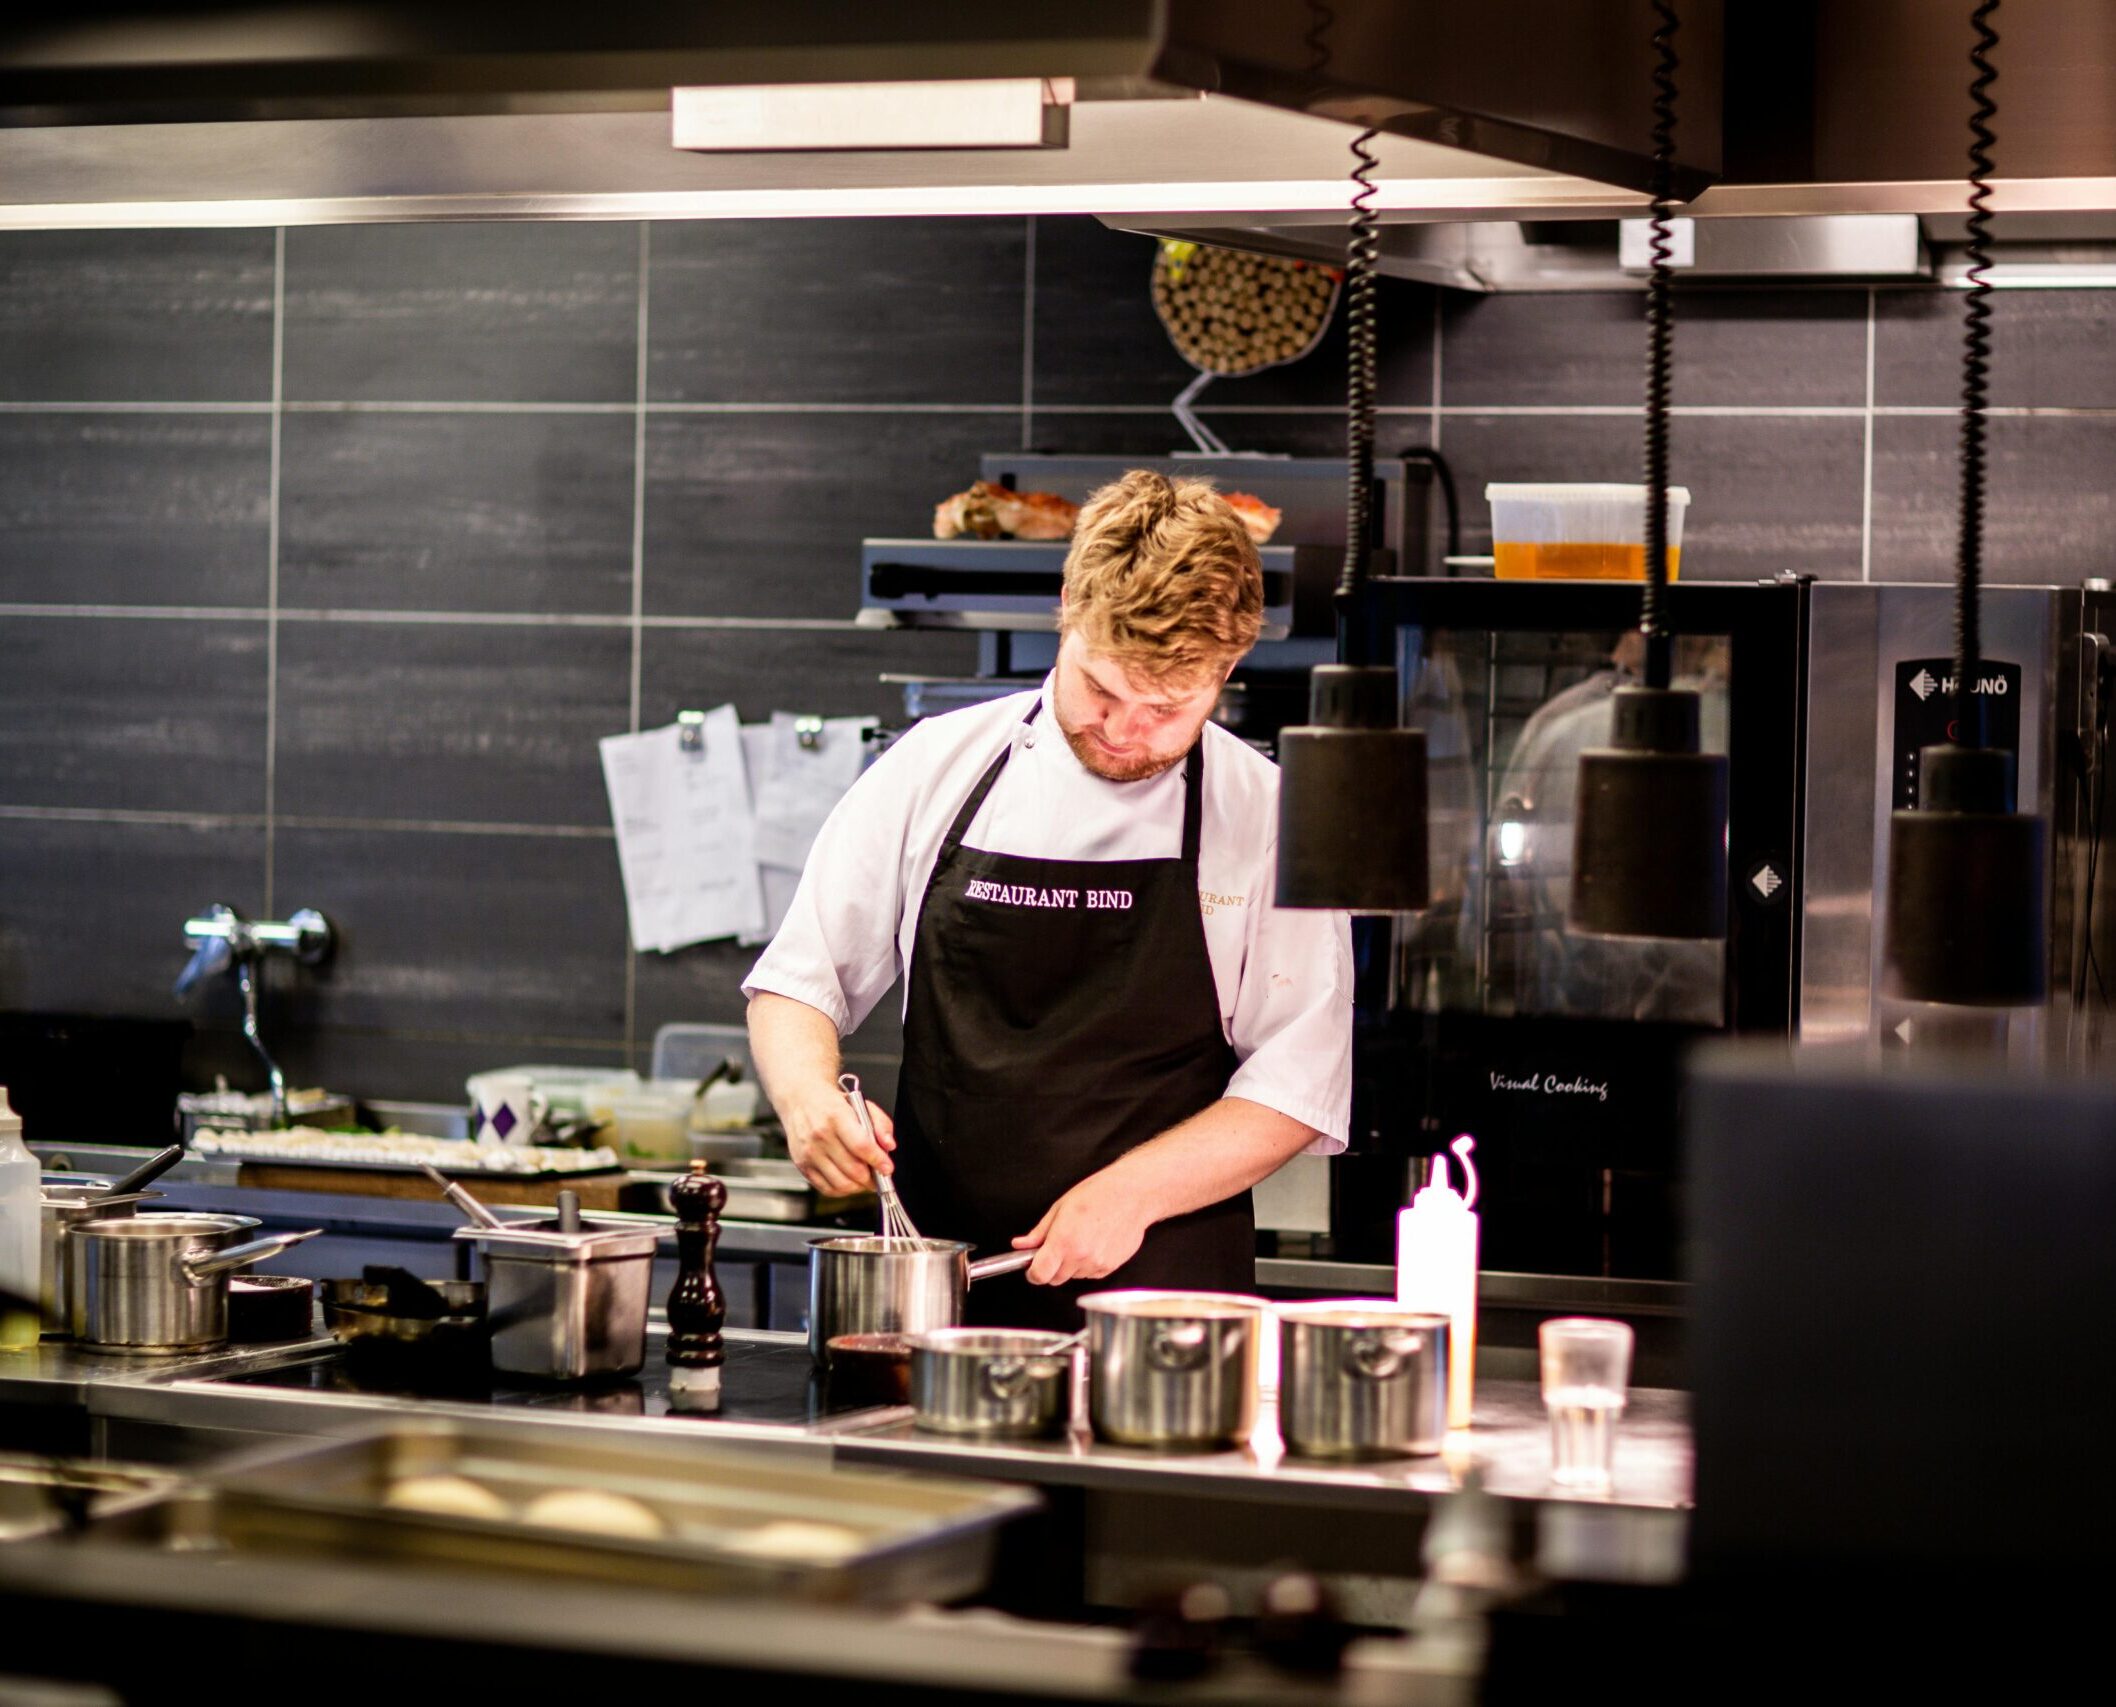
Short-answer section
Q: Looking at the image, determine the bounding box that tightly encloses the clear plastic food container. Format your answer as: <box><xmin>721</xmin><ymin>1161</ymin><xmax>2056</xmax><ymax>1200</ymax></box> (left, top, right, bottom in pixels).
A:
<box><xmin>1486</xmin><ymin>483</ymin><xmax>1691</xmax><ymax>581</ymax></box>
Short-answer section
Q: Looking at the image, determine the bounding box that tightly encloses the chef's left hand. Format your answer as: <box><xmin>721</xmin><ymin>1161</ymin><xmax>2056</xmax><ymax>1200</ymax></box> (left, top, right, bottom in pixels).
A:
<box><xmin>1013</xmin><ymin>1173</ymin><xmax>1151</xmax><ymax>1286</ymax></box>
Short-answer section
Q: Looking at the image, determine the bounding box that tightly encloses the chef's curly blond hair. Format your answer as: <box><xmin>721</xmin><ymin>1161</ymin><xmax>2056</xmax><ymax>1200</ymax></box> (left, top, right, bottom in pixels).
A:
<box><xmin>1059</xmin><ymin>470</ymin><xmax>1263</xmax><ymax>688</ymax></box>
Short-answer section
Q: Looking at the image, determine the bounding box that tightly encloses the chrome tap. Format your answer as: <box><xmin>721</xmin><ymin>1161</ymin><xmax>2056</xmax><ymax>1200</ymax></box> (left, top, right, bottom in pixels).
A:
<box><xmin>175</xmin><ymin>904</ymin><xmax>334</xmax><ymax>1130</ymax></box>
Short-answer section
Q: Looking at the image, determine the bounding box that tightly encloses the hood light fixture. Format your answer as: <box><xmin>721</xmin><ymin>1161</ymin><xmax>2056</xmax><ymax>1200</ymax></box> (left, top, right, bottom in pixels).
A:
<box><xmin>1567</xmin><ymin>1</ymin><xmax>1729</xmax><ymax>943</ymax></box>
<box><xmin>1882</xmin><ymin>0</ymin><xmax>2047</xmax><ymax>1009</ymax></box>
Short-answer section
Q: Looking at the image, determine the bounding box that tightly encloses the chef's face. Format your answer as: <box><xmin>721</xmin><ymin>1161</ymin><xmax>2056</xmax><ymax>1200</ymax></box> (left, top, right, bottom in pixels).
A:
<box><xmin>1052</xmin><ymin>631</ymin><xmax>1227</xmax><ymax>783</ymax></box>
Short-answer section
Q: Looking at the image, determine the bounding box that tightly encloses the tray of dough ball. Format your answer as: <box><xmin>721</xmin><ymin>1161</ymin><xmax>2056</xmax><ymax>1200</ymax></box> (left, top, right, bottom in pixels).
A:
<box><xmin>83</xmin><ymin>1418</ymin><xmax>1037</xmax><ymax>1604</ymax></box>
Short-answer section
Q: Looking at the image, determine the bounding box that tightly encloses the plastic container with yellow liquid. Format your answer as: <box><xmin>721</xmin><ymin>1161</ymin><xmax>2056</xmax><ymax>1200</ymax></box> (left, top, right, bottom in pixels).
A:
<box><xmin>1487</xmin><ymin>483</ymin><xmax>1690</xmax><ymax>581</ymax></box>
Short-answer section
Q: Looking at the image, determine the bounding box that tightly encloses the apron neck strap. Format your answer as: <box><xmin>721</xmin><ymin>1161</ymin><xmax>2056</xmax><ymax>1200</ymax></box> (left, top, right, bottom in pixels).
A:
<box><xmin>938</xmin><ymin>699</ymin><xmax>1209</xmax><ymax>864</ymax></box>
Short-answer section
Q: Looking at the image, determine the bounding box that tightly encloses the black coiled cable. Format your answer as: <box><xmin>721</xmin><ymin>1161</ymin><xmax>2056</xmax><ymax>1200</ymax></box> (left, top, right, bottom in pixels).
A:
<box><xmin>1640</xmin><ymin>0</ymin><xmax>1679</xmax><ymax>691</ymax></box>
<box><xmin>1956</xmin><ymin>0</ymin><xmax>2000</xmax><ymax>747</ymax></box>
<box><xmin>1339</xmin><ymin>125</ymin><xmax>1380</xmax><ymax>639</ymax></box>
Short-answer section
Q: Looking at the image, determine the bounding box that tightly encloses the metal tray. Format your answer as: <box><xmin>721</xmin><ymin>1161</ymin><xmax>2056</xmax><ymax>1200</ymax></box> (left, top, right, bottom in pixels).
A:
<box><xmin>90</xmin><ymin>1419</ymin><xmax>1037</xmax><ymax>1604</ymax></box>
<box><xmin>636</xmin><ymin>1156</ymin><xmax>865</xmax><ymax>1223</ymax></box>
<box><xmin>192</xmin><ymin>1144</ymin><xmax>624</xmax><ymax>1180</ymax></box>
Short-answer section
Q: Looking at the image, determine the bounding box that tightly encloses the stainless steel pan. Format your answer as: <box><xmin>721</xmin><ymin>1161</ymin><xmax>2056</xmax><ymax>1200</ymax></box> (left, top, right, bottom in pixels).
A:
<box><xmin>72</xmin><ymin>1213</ymin><xmax>321</xmax><ymax>1353</ymax></box>
<box><xmin>806</xmin><ymin>1237</ymin><xmax>1033</xmax><ymax>1362</ymax></box>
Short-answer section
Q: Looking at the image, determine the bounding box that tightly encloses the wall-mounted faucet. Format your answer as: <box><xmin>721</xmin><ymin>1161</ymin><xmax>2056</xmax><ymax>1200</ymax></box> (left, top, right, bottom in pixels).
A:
<box><xmin>175</xmin><ymin>904</ymin><xmax>334</xmax><ymax>1130</ymax></box>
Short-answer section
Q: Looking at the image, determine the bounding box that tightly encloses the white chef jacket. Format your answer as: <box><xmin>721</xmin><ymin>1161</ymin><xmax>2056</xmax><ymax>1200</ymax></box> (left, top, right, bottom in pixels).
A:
<box><xmin>743</xmin><ymin>677</ymin><xmax>1353</xmax><ymax>1150</ymax></box>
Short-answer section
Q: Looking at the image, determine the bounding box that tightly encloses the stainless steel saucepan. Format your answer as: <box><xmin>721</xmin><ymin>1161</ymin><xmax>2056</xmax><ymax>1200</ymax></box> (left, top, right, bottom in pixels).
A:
<box><xmin>72</xmin><ymin>1213</ymin><xmax>322</xmax><ymax>1354</ymax></box>
<box><xmin>807</xmin><ymin>1236</ymin><xmax>1034</xmax><ymax>1362</ymax></box>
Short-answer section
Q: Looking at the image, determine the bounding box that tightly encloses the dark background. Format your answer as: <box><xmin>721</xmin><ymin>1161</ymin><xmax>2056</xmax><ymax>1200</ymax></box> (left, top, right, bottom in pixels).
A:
<box><xmin>3</xmin><ymin>215</ymin><xmax>2112</xmax><ymax>1105</ymax></box>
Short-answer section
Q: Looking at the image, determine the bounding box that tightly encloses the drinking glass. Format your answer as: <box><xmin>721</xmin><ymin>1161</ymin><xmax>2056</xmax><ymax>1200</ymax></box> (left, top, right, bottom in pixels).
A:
<box><xmin>1539</xmin><ymin>1317</ymin><xmax>1634</xmax><ymax>1492</ymax></box>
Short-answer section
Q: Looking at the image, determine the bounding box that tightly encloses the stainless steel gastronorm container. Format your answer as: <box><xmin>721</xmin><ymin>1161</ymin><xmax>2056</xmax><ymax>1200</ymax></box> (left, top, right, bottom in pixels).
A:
<box><xmin>1276</xmin><ymin>1302</ymin><xmax>1449</xmax><ymax>1459</ymax></box>
<box><xmin>806</xmin><ymin>1237</ymin><xmax>1033</xmax><ymax>1362</ymax></box>
<box><xmin>908</xmin><ymin>1328</ymin><xmax>1074</xmax><ymax>1438</ymax></box>
<box><xmin>1081</xmin><ymin>1290</ymin><xmax>1268</xmax><ymax>1450</ymax></box>
<box><xmin>38</xmin><ymin>1184</ymin><xmax>157</xmax><ymax>1334</ymax></box>
<box><xmin>71</xmin><ymin>1213</ymin><xmax>319</xmax><ymax>1353</ymax></box>
<box><xmin>456</xmin><ymin>1221</ymin><xmax>660</xmax><ymax>1381</ymax></box>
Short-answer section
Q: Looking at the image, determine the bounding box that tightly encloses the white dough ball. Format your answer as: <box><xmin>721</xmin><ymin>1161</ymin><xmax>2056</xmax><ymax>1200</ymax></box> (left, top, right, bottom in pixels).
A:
<box><xmin>382</xmin><ymin>1474</ymin><xmax>511</xmax><ymax>1522</ymax></box>
<box><xmin>519</xmin><ymin>1487</ymin><xmax>668</xmax><ymax>1540</ymax></box>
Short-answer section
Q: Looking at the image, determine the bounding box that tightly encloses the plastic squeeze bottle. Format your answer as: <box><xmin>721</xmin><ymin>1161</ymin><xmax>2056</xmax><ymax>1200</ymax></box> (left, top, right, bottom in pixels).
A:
<box><xmin>0</xmin><ymin>1088</ymin><xmax>39</xmax><ymax>1348</ymax></box>
<box><xmin>1396</xmin><ymin>1134</ymin><xmax>1480</xmax><ymax>1429</ymax></box>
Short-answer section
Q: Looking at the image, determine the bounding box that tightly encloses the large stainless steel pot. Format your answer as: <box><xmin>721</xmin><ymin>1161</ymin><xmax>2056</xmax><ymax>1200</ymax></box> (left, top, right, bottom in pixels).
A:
<box><xmin>908</xmin><ymin>1328</ymin><xmax>1075</xmax><ymax>1438</ymax></box>
<box><xmin>72</xmin><ymin>1214</ymin><xmax>321</xmax><ymax>1353</ymax></box>
<box><xmin>1080</xmin><ymin>1290</ymin><xmax>1268</xmax><ymax>1450</ymax></box>
<box><xmin>807</xmin><ymin>1237</ymin><xmax>1034</xmax><ymax>1362</ymax></box>
<box><xmin>1277</xmin><ymin>1302</ymin><xmax>1449</xmax><ymax>1459</ymax></box>
<box><xmin>38</xmin><ymin>1185</ymin><xmax>159</xmax><ymax>1334</ymax></box>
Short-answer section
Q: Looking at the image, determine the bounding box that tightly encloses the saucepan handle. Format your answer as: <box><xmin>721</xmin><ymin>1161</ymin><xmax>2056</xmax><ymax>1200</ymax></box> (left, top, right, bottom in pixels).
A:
<box><xmin>182</xmin><ymin>1227</ymin><xmax>322</xmax><ymax>1282</ymax></box>
<box><xmin>967</xmin><ymin>1251</ymin><xmax>1035</xmax><ymax>1283</ymax></box>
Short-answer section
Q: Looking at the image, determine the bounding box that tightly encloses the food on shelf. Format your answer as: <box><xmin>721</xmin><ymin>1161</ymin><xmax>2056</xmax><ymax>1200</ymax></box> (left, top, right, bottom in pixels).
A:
<box><xmin>189</xmin><ymin>1126</ymin><xmax>620</xmax><ymax>1174</ymax></box>
<box><xmin>383</xmin><ymin>1474</ymin><xmax>512</xmax><ymax>1521</ymax></box>
<box><xmin>933</xmin><ymin>480</ymin><xmax>1080</xmax><ymax>541</ymax></box>
<box><xmin>520</xmin><ymin>1488</ymin><xmax>669</xmax><ymax>1539</ymax></box>
<box><xmin>718</xmin><ymin>1518</ymin><xmax>863</xmax><ymax>1561</ymax></box>
<box><xmin>1223</xmin><ymin>491</ymin><xmax>1283</xmax><ymax>544</ymax></box>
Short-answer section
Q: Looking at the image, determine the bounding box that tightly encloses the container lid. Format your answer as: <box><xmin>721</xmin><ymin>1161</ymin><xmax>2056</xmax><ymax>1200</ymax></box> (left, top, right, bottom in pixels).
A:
<box><xmin>1484</xmin><ymin>482</ymin><xmax>1691</xmax><ymax>503</ymax></box>
<box><xmin>454</xmin><ymin>1222</ymin><xmax>660</xmax><ymax>1261</ymax></box>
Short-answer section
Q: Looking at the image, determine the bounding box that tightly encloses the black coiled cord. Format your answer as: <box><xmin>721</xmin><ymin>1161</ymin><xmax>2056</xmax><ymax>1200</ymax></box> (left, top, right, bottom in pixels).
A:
<box><xmin>1640</xmin><ymin>0</ymin><xmax>1679</xmax><ymax>691</ymax></box>
<box><xmin>1339</xmin><ymin>125</ymin><xmax>1380</xmax><ymax>638</ymax></box>
<box><xmin>1956</xmin><ymin>0</ymin><xmax>2000</xmax><ymax>747</ymax></box>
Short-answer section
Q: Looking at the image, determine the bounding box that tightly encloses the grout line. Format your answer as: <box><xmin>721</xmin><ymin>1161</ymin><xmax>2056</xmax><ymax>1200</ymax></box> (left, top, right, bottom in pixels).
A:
<box><xmin>263</xmin><ymin>226</ymin><xmax>286</xmax><ymax>915</ymax></box>
<box><xmin>625</xmin><ymin>220</ymin><xmax>652</xmax><ymax>1060</ymax></box>
<box><xmin>0</xmin><ymin>803</ymin><xmax>617</xmax><ymax>839</ymax></box>
<box><xmin>1429</xmin><ymin>290</ymin><xmax>1443</xmax><ymax>450</ymax></box>
<box><xmin>1861</xmin><ymin>288</ymin><xmax>1876</xmax><ymax>583</ymax></box>
<box><xmin>1021</xmin><ymin>214</ymin><xmax>1037</xmax><ymax>451</ymax></box>
<box><xmin>0</xmin><ymin>604</ymin><xmax>875</xmax><ymax>631</ymax></box>
<box><xmin>0</xmin><ymin>400</ymin><xmax>273</xmax><ymax>413</ymax></box>
<box><xmin>0</xmin><ymin>603</ymin><xmax>272</xmax><ymax>621</ymax></box>
<box><xmin>283</xmin><ymin>399</ymin><xmax>635</xmax><ymax>414</ymax></box>
<box><xmin>0</xmin><ymin>804</ymin><xmax>267</xmax><ymax>829</ymax></box>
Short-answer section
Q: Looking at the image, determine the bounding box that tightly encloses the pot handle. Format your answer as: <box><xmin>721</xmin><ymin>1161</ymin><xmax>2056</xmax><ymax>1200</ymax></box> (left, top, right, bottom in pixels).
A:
<box><xmin>1148</xmin><ymin>1321</ymin><xmax>1211</xmax><ymax>1372</ymax></box>
<box><xmin>1344</xmin><ymin>1328</ymin><xmax>1426</xmax><ymax>1382</ymax></box>
<box><xmin>967</xmin><ymin>1251</ymin><xmax>1035</xmax><ymax>1283</ymax></box>
<box><xmin>181</xmin><ymin>1227</ymin><xmax>322</xmax><ymax>1282</ymax></box>
<box><xmin>983</xmin><ymin>1357</ymin><xmax>1034</xmax><ymax>1401</ymax></box>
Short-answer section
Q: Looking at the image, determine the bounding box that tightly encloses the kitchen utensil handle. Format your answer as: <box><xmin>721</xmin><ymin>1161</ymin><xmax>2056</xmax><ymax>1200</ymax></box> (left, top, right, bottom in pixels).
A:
<box><xmin>105</xmin><ymin>1143</ymin><xmax>186</xmax><ymax>1198</ymax></box>
<box><xmin>968</xmin><ymin>1251</ymin><xmax>1035</xmax><ymax>1282</ymax></box>
<box><xmin>182</xmin><ymin>1227</ymin><xmax>322</xmax><ymax>1281</ymax></box>
<box><xmin>418</xmin><ymin>1162</ymin><xmax>506</xmax><ymax>1229</ymax></box>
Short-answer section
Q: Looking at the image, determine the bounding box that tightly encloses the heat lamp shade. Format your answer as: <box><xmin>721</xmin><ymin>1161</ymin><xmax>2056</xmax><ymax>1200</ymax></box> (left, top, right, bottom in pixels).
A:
<box><xmin>1883</xmin><ymin>807</ymin><xmax>2047</xmax><ymax>1006</ymax></box>
<box><xmin>1275</xmin><ymin>724</ymin><xmax>1430</xmax><ymax>912</ymax></box>
<box><xmin>1567</xmin><ymin>745</ymin><xmax>1730</xmax><ymax>939</ymax></box>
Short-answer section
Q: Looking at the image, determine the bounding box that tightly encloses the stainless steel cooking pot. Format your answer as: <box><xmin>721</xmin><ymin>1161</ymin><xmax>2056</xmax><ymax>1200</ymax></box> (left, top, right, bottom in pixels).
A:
<box><xmin>908</xmin><ymin>1328</ymin><xmax>1076</xmax><ymax>1438</ymax></box>
<box><xmin>72</xmin><ymin>1214</ymin><xmax>322</xmax><ymax>1353</ymax></box>
<box><xmin>38</xmin><ymin>1185</ymin><xmax>160</xmax><ymax>1334</ymax></box>
<box><xmin>1080</xmin><ymin>1290</ymin><xmax>1268</xmax><ymax>1450</ymax></box>
<box><xmin>1277</xmin><ymin>1302</ymin><xmax>1449</xmax><ymax>1459</ymax></box>
<box><xmin>806</xmin><ymin>1237</ymin><xmax>1034</xmax><ymax>1362</ymax></box>
<box><xmin>455</xmin><ymin>1220</ymin><xmax>660</xmax><ymax>1382</ymax></box>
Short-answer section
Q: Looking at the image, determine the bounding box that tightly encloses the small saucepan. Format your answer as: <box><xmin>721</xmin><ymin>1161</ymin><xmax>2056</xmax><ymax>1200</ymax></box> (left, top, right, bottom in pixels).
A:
<box><xmin>806</xmin><ymin>1236</ymin><xmax>1033</xmax><ymax>1363</ymax></box>
<box><xmin>72</xmin><ymin>1214</ymin><xmax>322</xmax><ymax>1354</ymax></box>
<box><xmin>908</xmin><ymin>1327</ymin><xmax>1079</xmax><ymax>1439</ymax></box>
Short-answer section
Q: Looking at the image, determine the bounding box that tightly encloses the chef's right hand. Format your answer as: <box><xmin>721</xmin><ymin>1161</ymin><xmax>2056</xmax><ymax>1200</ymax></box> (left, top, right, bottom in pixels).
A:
<box><xmin>784</xmin><ymin>1086</ymin><xmax>895</xmax><ymax>1197</ymax></box>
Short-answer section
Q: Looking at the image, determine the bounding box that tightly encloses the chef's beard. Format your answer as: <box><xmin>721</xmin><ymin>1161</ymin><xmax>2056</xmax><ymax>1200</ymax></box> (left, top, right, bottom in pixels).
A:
<box><xmin>1057</xmin><ymin>718</ymin><xmax>1194</xmax><ymax>783</ymax></box>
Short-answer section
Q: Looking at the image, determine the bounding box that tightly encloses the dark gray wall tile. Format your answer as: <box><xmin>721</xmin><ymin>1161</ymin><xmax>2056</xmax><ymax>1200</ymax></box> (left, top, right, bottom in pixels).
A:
<box><xmin>1442</xmin><ymin>289</ymin><xmax>1870</xmax><ymax>409</ymax></box>
<box><xmin>1870</xmin><ymin>414</ymin><xmax>2116</xmax><ymax>582</ymax></box>
<box><xmin>0</xmin><ymin>617</ymin><xmax>267</xmax><ymax>812</ymax></box>
<box><xmin>0</xmin><ymin>230</ymin><xmax>274</xmax><ymax>402</ymax></box>
<box><xmin>642</xmin><ymin>410</ymin><xmax>1001</xmax><ymax>619</ymax></box>
<box><xmin>634</xmin><ymin>937</ymin><xmax>903</xmax><ymax>1062</ymax></box>
<box><xmin>0</xmin><ymin>817</ymin><xmax>265</xmax><ymax>1014</ymax></box>
<box><xmin>275</xmin><ymin>1027</ymin><xmax>630</xmax><ymax>1105</ymax></box>
<box><xmin>1020</xmin><ymin>408</ymin><xmax>1429</xmax><ymax>459</ymax></box>
<box><xmin>0</xmin><ymin>413</ymin><xmax>271</xmax><ymax>607</ymax></box>
<box><xmin>279</xmin><ymin>411</ymin><xmax>635</xmax><ymax>614</ymax></box>
<box><xmin>650</xmin><ymin>217</ymin><xmax>1026</xmax><ymax>404</ymax></box>
<box><xmin>271</xmin><ymin>826</ymin><xmax>627</xmax><ymax>1041</ymax></box>
<box><xmin>1032</xmin><ymin>217</ymin><xmax>1431</xmax><ymax>409</ymax></box>
<box><xmin>638</xmin><ymin>625</ymin><xmax>977</xmax><ymax>728</ymax></box>
<box><xmin>1440</xmin><ymin>412</ymin><xmax>1865</xmax><ymax>580</ymax></box>
<box><xmin>283</xmin><ymin>223</ymin><xmax>640</xmax><ymax>403</ymax></box>
<box><xmin>1874</xmin><ymin>287</ymin><xmax>2116</xmax><ymax>409</ymax></box>
<box><xmin>274</xmin><ymin>620</ymin><xmax>630</xmax><ymax>825</ymax></box>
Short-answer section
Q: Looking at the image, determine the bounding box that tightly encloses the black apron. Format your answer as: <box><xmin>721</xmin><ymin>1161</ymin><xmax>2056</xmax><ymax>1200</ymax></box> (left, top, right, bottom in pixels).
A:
<box><xmin>890</xmin><ymin>702</ymin><xmax>1253</xmax><ymax>1331</ymax></box>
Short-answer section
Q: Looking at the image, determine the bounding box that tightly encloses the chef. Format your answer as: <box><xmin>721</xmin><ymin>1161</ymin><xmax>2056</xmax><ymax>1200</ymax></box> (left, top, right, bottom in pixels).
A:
<box><xmin>745</xmin><ymin>470</ymin><xmax>1352</xmax><ymax>1327</ymax></box>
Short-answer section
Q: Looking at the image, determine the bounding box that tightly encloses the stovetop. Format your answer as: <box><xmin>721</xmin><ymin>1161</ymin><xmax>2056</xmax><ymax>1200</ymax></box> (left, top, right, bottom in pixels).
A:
<box><xmin>214</xmin><ymin>1335</ymin><xmax>884</xmax><ymax>1428</ymax></box>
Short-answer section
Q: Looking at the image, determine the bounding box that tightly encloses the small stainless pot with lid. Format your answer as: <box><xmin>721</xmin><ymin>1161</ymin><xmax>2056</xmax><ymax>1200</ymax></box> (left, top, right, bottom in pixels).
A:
<box><xmin>1080</xmin><ymin>1290</ymin><xmax>1269</xmax><ymax>1450</ymax></box>
<box><xmin>908</xmin><ymin>1328</ymin><xmax>1077</xmax><ymax>1438</ymax></box>
<box><xmin>806</xmin><ymin>1237</ymin><xmax>1034</xmax><ymax>1362</ymax></box>
<box><xmin>455</xmin><ymin>1219</ymin><xmax>661</xmax><ymax>1381</ymax></box>
<box><xmin>39</xmin><ymin>1185</ymin><xmax>160</xmax><ymax>1334</ymax></box>
<box><xmin>72</xmin><ymin>1213</ymin><xmax>322</xmax><ymax>1353</ymax></box>
<box><xmin>1277</xmin><ymin>1301</ymin><xmax>1449</xmax><ymax>1459</ymax></box>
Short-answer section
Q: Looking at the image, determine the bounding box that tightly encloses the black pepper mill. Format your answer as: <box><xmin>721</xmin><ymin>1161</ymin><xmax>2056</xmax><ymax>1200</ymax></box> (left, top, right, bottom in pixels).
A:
<box><xmin>665</xmin><ymin>1159</ymin><xmax>727</xmax><ymax>1401</ymax></box>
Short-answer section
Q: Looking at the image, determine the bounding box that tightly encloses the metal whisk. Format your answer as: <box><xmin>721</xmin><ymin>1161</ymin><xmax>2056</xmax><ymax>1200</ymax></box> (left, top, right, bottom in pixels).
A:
<box><xmin>839</xmin><ymin>1072</ymin><xmax>922</xmax><ymax>1243</ymax></box>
